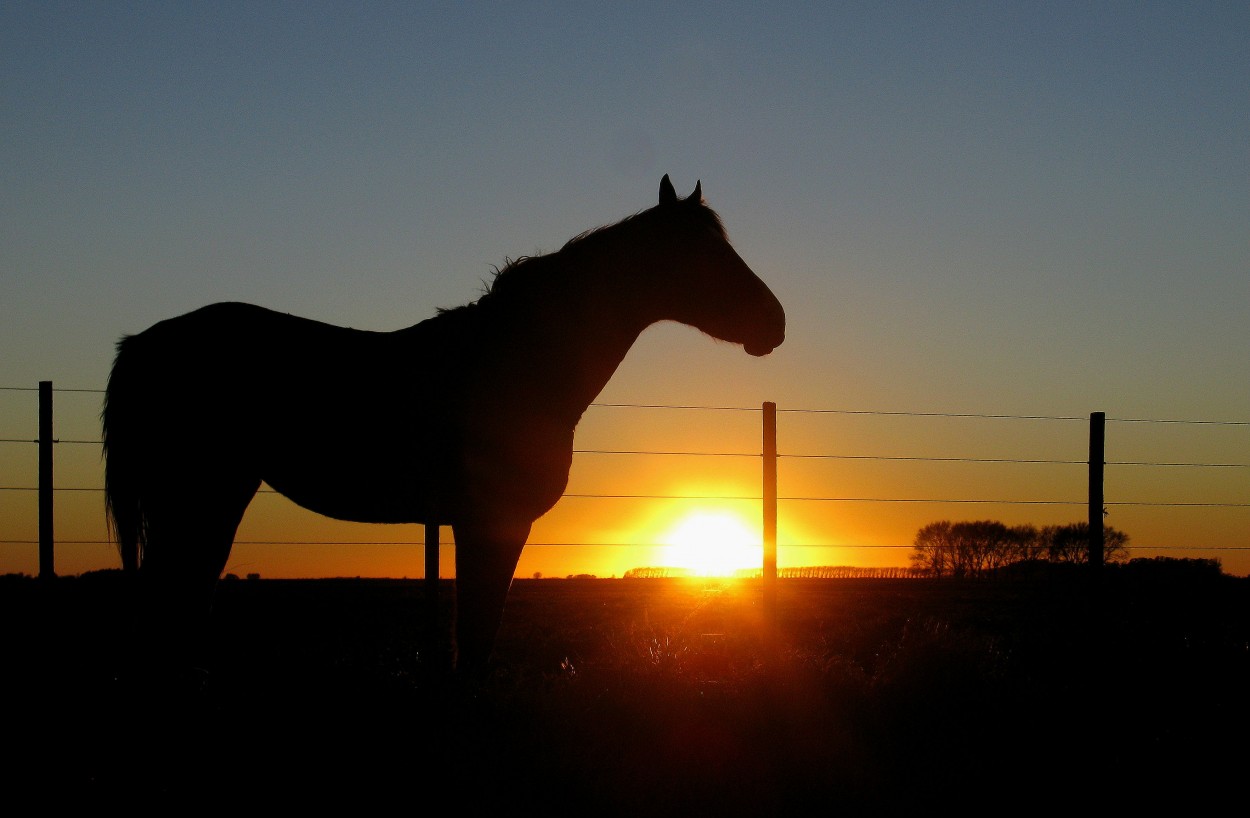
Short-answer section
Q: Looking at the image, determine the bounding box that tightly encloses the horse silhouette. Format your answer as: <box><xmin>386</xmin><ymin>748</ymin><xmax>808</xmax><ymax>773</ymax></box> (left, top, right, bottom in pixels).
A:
<box><xmin>103</xmin><ymin>175</ymin><xmax>785</xmax><ymax>676</ymax></box>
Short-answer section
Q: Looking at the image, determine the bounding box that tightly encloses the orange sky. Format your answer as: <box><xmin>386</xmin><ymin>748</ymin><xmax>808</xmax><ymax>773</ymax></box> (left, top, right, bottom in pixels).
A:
<box><xmin>2</xmin><ymin>7</ymin><xmax>1247</xmax><ymax>579</ymax></box>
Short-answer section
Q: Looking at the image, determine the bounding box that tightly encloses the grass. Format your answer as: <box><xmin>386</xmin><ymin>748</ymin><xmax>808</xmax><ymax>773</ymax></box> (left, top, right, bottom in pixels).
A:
<box><xmin>3</xmin><ymin>571</ymin><xmax>1248</xmax><ymax>813</ymax></box>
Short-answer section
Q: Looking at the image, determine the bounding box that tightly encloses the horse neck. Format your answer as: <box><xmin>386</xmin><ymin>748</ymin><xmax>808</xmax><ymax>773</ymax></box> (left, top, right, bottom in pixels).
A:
<box><xmin>498</xmin><ymin>230</ymin><xmax>665</xmax><ymax>423</ymax></box>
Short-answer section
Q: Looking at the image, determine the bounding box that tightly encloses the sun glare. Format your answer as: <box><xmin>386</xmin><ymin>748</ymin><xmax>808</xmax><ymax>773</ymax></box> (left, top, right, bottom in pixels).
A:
<box><xmin>661</xmin><ymin>510</ymin><xmax>762</xmax><ymax>577</ymax></box>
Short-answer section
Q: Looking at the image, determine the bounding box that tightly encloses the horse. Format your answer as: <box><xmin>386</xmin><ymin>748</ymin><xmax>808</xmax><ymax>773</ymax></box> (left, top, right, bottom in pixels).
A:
<box><xmin>102</xmin><ymin>175</ymin><xmax>786</xmax><ymax>677</ymax></box>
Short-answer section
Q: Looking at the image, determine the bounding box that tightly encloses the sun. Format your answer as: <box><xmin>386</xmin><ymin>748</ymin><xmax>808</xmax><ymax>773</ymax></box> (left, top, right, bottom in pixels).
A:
<box><xmin>660</xmin><ymin>510</ymin><xmax>762</xmax><ymax>577</ymax></box>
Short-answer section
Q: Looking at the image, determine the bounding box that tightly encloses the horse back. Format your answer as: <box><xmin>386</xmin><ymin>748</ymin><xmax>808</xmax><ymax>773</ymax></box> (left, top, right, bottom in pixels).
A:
<box><xmin>107</xmin><ymin>302</ymin><xmax>473</xmax><ymax>522</ymax></box>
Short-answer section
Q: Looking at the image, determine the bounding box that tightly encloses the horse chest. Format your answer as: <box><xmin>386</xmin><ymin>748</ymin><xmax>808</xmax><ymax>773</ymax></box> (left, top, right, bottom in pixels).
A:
<box><xmin>457</xmin><ymin>411</ymin><xmax>575</xmax><ymax>522</ymax></box>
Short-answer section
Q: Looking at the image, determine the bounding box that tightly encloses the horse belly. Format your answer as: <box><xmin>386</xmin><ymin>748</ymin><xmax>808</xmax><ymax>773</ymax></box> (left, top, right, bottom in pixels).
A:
<box><xmin>264</xmin><ymin>468</ymin><xmax>430</xmax><ymax>524</ymax></box>
<box><xmin>259</xmin><ymin>430</ymin><xmax>439</xmax><ymax>524</ymax></box>
<box><xmin>253</xmin><ymin>370</ymin><xmax>454</xmax><ymax>523</ymax></box>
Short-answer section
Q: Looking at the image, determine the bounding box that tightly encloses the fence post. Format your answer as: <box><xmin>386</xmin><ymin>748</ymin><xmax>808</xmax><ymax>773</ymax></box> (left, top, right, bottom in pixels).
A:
<box><xmin>1088</xmin><ymin>411</ymin><xmax>1105</xmax><ymax>573</ymax></box>
<box><xmin>424</xmin><ymin>512</ymin><xmax>440</xmax><ymax>663</ymax></box>
<box><xmin>38</xmin><ymin>381</ymin><xmax>54</xmax><ymax>581</ymax></box>
<box><xmin>762</xmin><ymin>402</ymin><xmax>777</xmax><ymax>623</ymax></box>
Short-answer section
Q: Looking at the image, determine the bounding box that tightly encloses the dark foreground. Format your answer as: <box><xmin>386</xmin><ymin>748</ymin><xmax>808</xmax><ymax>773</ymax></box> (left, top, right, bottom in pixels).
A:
<box><xmin>4</xmin><ymin>569</ymin><xmax>1248</xmax><ymax>813</ymax></box>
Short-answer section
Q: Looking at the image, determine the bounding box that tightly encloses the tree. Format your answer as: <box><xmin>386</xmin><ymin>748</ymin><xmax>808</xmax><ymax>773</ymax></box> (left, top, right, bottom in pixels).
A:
<box><xmin>910</xmin><ymin>520</ymin><xmax>1040</xmax><ymax>577</ymax></box>
<box><xmin>910</xmin><ymin>520</ymin><xmax>954</xmax><ymax>577</ymax></box>
<box><xmin>912</xmin><ymin>519</ymin><xmax>1133</xmax><ymax>577</ymax></box>
<box><xmin>1038</xmin><ymin>522</ymin><xmax>1130</xmax><ymax>564</ymax></box>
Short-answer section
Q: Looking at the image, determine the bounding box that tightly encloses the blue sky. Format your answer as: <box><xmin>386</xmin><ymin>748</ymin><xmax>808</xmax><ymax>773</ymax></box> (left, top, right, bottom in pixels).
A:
<box><xmin>2</xmin><ymin>2</ymin><xmax>1247</xmax><ymax>576</ymax></box>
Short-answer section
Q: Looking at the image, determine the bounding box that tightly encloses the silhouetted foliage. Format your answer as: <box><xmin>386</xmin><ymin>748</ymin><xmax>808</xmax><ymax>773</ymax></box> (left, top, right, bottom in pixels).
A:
<box><xmin>1038</xmin><ymin>522</ymin><xmax>1130</xmax><ymax>564</ymax></box>
<box><xmin>1124</xmin><ymin>556</ymin><xmax>1224</xmax><ymax>581</ymax></box>
<box><xmin>624</xmin><ymin>567</ymin><xmax>695</xmax><ymax>578</ymax></box>
<box><xmin>910</xmin><ymin>519</ymin><xmax>1132</xmax><ymax>577</ymax></box>
<box><xmin>909</xmin><ymin>520</ymin><xmax>1040</xmax><ymax>577</ymax></box>
<box><xmin>779</xmin><ymin>565</ymin><xmax>927</xmax><ymax>579</ymax></box>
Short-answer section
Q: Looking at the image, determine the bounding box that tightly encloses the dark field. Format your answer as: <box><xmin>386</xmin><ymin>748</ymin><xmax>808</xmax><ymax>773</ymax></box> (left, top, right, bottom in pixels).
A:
<box><xmin>5</xmin><ymin>570</ymin><xmax>1249</xmax><ymax>813</ymax></box>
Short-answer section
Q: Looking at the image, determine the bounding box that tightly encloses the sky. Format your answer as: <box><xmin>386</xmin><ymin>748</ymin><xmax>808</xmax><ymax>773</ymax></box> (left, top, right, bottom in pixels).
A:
<box><xmin>2</xmin><ymin>2</ymin><xmax>1247</xmax><ymax>579</ymax></box>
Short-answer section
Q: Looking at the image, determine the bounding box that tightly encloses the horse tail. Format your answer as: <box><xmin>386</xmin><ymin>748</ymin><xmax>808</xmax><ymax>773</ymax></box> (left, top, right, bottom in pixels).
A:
<box><xmin>102</xmin><ymin>334</ymin><xmax>147</xmax><ymax>572</ymax></box>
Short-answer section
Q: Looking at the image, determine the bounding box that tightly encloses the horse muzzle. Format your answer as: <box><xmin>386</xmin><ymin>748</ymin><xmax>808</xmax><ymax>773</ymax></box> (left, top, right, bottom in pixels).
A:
<box><xmin>744</xmin><ymin>304</ymin><xmax>786</xmax><ymax>356</ymax></box>
<box><xmin>744</xmin><ymin>338</ymin><xmax>782</xmax><ymax>357</ymax></box>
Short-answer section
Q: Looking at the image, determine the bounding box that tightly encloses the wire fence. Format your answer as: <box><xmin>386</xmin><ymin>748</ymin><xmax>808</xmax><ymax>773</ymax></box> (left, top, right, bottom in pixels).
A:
<box><xmin>2</xmin><ymin>384</ymin><xmax>1248</xmax><ymax>577</ymax></box>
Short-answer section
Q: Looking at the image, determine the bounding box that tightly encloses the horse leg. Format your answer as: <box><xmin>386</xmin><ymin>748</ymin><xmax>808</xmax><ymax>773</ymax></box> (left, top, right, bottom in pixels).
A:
<box><xmin>127</xmin><ymin>479</ymin><xmax>258</xmax><ymax>688</ymax></box>
<box><xmin>134</xmin><ymin>532</ymin><xmax>228</xmax><ymax>682</ymax></box>
<box><xmin>111</xmin><ymin>481</ymin><xmax>254</xmax><ymax>791</ymax></box>
<box><xmin>451</xmin><ymin>519</ymin><xmax>530</xmax><ymax>675</ymax></box>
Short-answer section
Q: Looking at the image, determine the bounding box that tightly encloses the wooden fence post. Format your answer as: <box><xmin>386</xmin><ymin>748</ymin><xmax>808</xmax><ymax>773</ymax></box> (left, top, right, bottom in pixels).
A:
<box><xmin>762</xmin><ymin>402</ymin><xmax>777</xmax><ymax>623</ymax></box>
<box><xmin>1088</xmin><ymin>411</ymin><xmax>1105</xmax><ymax>573</ymax></box>
<box><xmin>38</xmin><ymin>381</ymin><xmax>54</xmax><ymax>581</ymax></box>
<box><xmin>424</xmin><ymin>512</ymin><xmax>440</xmax><ymax>664</ymax></box>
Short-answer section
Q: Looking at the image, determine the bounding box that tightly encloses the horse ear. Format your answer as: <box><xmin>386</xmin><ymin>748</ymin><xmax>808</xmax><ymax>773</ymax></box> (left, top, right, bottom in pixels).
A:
<box><xmin>689</xmin><ymin>180</ymin><xmax>702</xmax><ymax>205</ymax></box>
<box><xmin>659</xmin><ymin>174</ymin><xmax>677</xmax><ymax>206</ymax></box>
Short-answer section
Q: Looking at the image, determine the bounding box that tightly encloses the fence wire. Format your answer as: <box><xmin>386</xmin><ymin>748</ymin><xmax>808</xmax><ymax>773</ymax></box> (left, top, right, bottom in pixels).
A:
<box><xmin>2</xmin><ymin>385</ymin><xmax>1247</xmax><ymax>561</ymax></box>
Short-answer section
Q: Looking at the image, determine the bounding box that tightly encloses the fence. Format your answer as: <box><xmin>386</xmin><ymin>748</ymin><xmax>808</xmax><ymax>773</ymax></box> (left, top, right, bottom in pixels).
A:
<box><xmin>2</xmin><ymin>382</ymin><xmax>1249</xmax><ymax>580</ymax></box>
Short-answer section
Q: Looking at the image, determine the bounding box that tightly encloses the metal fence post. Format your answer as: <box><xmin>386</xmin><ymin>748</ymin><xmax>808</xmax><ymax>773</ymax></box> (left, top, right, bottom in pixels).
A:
<box><xmin>38</xmin><ymin>381</ymin><xmax>54</xmax><ymax>580</ymax></box>
<box><xmin>1089</xmin><ymin>411</ymin><xmax>1105</xmax><ymax>573</ymax></box>
<box><xmin>762</xmin><ymin>401</ymin><xmax>777</xmax><ymax>622</ymax></box>
<box><xmin>425</xmin><ymin>510</ymin><xmax>441</xmax><ymax>666</ymax></box>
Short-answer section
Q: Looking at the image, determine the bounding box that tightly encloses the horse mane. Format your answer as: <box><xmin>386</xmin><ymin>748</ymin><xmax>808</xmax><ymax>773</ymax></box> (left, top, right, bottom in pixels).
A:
<box><xmin>438</xmin><ymin>196</ymin><xmax>727</xmax><ymax>317</ymax></box>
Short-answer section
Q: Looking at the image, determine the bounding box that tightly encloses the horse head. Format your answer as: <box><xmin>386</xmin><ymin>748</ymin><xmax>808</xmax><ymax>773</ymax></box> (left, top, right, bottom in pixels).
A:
<box><xmin>649</xmin><ymin>175</ymin><xmax>786</xmax><ymax>357</ymax></box>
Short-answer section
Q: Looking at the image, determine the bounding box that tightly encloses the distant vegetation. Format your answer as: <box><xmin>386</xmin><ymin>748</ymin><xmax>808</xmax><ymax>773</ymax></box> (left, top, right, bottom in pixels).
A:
<box><xmin>910</xmin><ymin>520</ymin><xmax>1133</xmax><ymax>577</ymax></box>
<box><xmin>623</xmin><ymin>566</ymin><xmax>927</xmax><ymax>579</ymax></box>
<box><xmin>625</xmin><ymin>519</ymin><xmax>1231</xmax><ymax>581</ymax></box>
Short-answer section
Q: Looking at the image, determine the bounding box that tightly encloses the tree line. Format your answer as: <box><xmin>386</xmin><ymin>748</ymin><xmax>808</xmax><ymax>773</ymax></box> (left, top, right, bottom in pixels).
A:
<box><xmin>622</xmin><ymin>566</ymin><xmax>931</xmax><ymax>579</ymax></box>
<box><xmin>909</xmin><ymin>520</ymin><xmax>1130</xmax><ymax>578</ymax></box>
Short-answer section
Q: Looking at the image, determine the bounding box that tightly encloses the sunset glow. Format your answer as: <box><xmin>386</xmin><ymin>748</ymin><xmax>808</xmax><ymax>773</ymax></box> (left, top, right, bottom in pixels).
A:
<box><xmin>659</xmin><ymin>510</ymin><xmax>762</xmax><ymax>577</ymax></box>
<box><xmin>3</xmin><ymin>6</ymin><xmax>1247</xmax><ymax>580</ymax></box>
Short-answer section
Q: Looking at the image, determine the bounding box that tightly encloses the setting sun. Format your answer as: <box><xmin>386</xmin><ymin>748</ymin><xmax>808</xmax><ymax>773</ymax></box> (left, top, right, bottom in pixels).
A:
<box><xmin>660</xmin><ymin>510</ymin><xmax>763</xmax><ymax>577</ymax></box>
